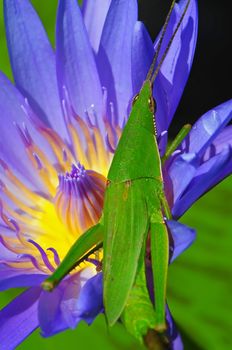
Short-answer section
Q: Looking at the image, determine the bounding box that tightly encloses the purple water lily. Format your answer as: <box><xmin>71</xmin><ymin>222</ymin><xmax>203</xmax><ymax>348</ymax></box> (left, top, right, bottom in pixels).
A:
<box><xmin>0</xmin><ymin>0</ymin><xmax>232</xmax><ymax>349</ymax></box>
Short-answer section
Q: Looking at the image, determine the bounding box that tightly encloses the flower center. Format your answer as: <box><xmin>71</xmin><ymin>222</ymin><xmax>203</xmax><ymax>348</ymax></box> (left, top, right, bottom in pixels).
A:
<box><xmin>0</xmin><ymin>107</ymin><xmax>113</xmax><ymax>274</ymax></box>
<box><xmin>55</xmin><ymin>163</ymin><xmax>106</xmax><ymax>237</ymax></box>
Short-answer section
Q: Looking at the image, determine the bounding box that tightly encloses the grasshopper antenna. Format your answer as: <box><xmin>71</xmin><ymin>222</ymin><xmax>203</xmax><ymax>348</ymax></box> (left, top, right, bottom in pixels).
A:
<box><xmin>147</xmin><ymin>0</ymin><xmax>191</xmax><ymax>136</ymax></box>
<box><xmin>151</xmin><ymin>0</ymin><xmax>191</xmax><ymax>85</ymax></box>
<box><xmin>146</xmin><ymin>0</ymin><xmax>176</xmax><ymax>82</ymax></box>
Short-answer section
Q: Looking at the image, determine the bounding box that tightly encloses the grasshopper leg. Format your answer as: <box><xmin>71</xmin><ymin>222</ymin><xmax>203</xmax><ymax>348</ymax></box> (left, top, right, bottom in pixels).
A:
<box><xmin>160</xmin><ymin>192</ymin><xmax>172</xmax><ymax>220</ymax></box>
<box><xmin>150</xmin><ymin>217</ymin><xmax>169</xmax><ymax>332</ymax></box>
<box><xmin>42</xmin><ymin>223</ymin><xmax>103</xmax><ymax>291</ymax></box>
<box><xmin>161</xmin><ymin>124</ymin><xmax>191</xmax><ymax>165</ymax></box>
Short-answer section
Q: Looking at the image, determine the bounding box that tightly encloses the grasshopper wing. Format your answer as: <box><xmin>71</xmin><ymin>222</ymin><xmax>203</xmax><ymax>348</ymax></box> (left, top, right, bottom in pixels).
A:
<box><xmin>103</xmin><ymin>179</ymin><xmax>149</xmax><ymax>325</ymax></box>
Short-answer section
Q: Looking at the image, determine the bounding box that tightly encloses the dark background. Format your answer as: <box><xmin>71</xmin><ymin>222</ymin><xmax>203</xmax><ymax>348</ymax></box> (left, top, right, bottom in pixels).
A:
<box><xmin>139</xmin><ymin>0</ymin><xmax>231</xmax><ymax>135</ymax></box>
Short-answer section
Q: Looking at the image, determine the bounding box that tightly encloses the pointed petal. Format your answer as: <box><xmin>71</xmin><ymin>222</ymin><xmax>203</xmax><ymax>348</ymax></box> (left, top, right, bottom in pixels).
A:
<box><xmin>203</xmin><ymin>125</ymin><xmax>232</xmax><ymax>160</ymax></box>
<box><xmin>56</xmin><ymin>0</ymin><xmax>103</xmax><ymax>130</ymax></box>
<box><xmin>0</xmin><ymin>73</ymin><xmax>47</xmax><ymax>189</ymax></box>
<box><xmin>0</xmin><ymin>265</ymin><xmax>45</xmax><ymax>291</ymax></box>
<box><xmin>181</xmin><ymin>100</ymin><xmax>232</xmax><ymax>158</ymax></box>
<box><xmin>39</xmin><ymin>268</ymin><xmax>96</xmax><ymax>336</ymax></box>
<box><xmin>0</xmin><ymin>227</ymin><xmax>18</xmax><ymax>261</ymax></box>
<box><xmin>39</xmin><ymin>282</ymin><xmax>68</xmax><ymax>336</ymax></box>
<box><xmin>4</xmin><ymin>0</ymin><xmax>68</xmax><ymax>140</ymax></box>
<box><xmin>154</xmin><ymin>0</ymin><xmax>198</xmax><ymax>132</ymax></box>
<box><xmin>166</xmin><ymin>306</ymin><xmax>184</xmax><ymax>350</ymax></box>
<box><xmin>60</xmin><ymin>271</ymin><xmax>102</xmax><ymax>328</ymax></box>
<box><xmin>173</xmin><ymin>146</ymin><xmax>232</xmax><ymax>218</ymax></box>
<box><xmin>167</xmin><ymin>153</ymin><xmax>199</xmax><ymax>204</ymax></box>
<box><xmin>0</xmin><ymin>72</ymin><xmax>57</xmax><ymax>191</ymax></box>
<box><xmin>74</xmin><ymin>272</ymin><xmax>103</xmax><ymax>324</ymax></box>
<box><xmin>97</xmin><ymin>0</ymin><xmax>138</xmax><ymax>126</ymax></box>
<box><xmin>167</xmin><ymin>220</ymin><xmax>196</xmax><ymax>263</ymax></box>
<box><xmin>131</xmin><ymin>21</ymin><xmax>154</xmax><ymax>95</ymax></box>
<box><xmin>0</xmin><ymin>287</ymin><xmax>41</xmax><ymax>349</ymax></box>
<box><xmin>0</xmin><ymin>73</ymin><xmax>35</xmax><ymax>183</ymax></box>
<box><xmin>82</xmin><ymin>0</ymin><xmax>111</xmax><ymax>52</ymax></box>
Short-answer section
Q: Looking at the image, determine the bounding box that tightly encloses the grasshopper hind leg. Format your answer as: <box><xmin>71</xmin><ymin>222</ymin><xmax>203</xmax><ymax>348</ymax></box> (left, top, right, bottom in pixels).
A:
<box><xmin>150</xmin><ymin>219</ymin><xmax>169</xmax><ymax>332</ymax></box>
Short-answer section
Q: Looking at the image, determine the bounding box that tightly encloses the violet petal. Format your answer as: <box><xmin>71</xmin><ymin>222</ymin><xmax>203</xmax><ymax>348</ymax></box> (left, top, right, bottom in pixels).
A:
<box><xmin>203</xmin><ymin>125</ymin><xmax>232</xmax><ymax>160</ymax></box>
<box><xmin>154</xmin><ymin>0</ymin><xmax>198</xmax><ymax>132</ymax></box>
<box><xmin>167</xmin><ymin>153</ymin><xmax>199</xmax><ymax>204</ymax></box>
<box><xmin>0</xmin><ymin>287</ymin><xmax>41</xmax><ymax>350</ymax></box>
<box><xmin>4</xmin><ymin>0</ymin><xmax>68</xmax><ymax>140</ymax></box>
<box><xmin>167</xmin><ymin>220</ymin><xmax>196</xmax><ymax>263</ymax></box>
<box><xmin>181</xmin><ymin>99</ymin><xmax>232</xmax><ymax>158</ymax></box>
<box><xmin>97</xmin><ymin>0</ymin><xmax>137</xmax><ymax>126</ymax></box>
<box><xmin>131</xmin><ymin>21</ymin><xmax>154</xmax><ymax>95</ymax></box>
<box><xmin>39</xmin><ymin>268</ymin><xmax>96</xmax><ymax>336</ymax></box>
<box><xmin>173</xmin><ymin>146</ymin><xmax>232</xmax><ymax>217</ymax></box>
<box><xmin>38</xmin><ymin>283</ymin><xmax>68</xmax><ymax>337</ymax></box>
<box><xmin>166</xmin><ymin>305</ymin><xmax>184</xmax><ymax>350</ymax></box>
<box><xmin>60</xmin><ymin>269</ymin><xmax>101</xmax><ymax>328</ymax></box>
<box><xmin>56</xmin><ymin>0</ymin><xmax>103</xmax><ymax>131</ymax></box>
<box><xmin>73</xmin><ymin>272</ymin><xmax>103</xmax><ymax>325</ymax></box>
<box><xmin>0</xmin><ymin>266</ymin><xmax>45</xmax><ymax>290</ymax></box>
<box><xmin>82</xmin><ymin>0</ymin><xmax>111</xmax><ymax>53</ymax></box>
<box><xmin>0</xmin><ymin>73</ymin><xmax>51</xmax><ymax>190</ymax></box>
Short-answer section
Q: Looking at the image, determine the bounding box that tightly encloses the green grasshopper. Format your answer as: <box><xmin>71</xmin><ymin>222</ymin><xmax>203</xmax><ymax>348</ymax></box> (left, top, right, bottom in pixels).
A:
<box><xmin>42</xmin><ymin>0</ymin><xmax>191</xmax><ymax>343</ymax></box>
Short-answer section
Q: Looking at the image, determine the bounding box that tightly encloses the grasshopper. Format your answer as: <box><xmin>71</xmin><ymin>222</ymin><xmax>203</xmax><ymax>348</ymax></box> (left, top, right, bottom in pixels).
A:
<box><xmin>42</xmin><ymin>0</ymin><xmax>191</xmax><ymax>343</ymax></box>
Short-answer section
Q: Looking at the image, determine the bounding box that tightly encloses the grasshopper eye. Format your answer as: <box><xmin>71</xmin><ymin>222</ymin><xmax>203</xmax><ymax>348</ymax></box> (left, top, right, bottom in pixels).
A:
<box><xmin>148</xmin><ymin>96</ymin><xmax>156</xmax><ymax>113</ymax></box>
<box><xmin>132</xmin><ymin>94</ymin><xmax>139</xmax><ymax>106</ymax></box>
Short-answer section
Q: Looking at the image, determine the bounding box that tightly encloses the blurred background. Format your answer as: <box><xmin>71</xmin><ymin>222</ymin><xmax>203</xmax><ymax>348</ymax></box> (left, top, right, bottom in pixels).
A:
<box><xmin>0</xmin><ymin>1</ymin><xmax>231</xmax><ymax>349</ymax></box>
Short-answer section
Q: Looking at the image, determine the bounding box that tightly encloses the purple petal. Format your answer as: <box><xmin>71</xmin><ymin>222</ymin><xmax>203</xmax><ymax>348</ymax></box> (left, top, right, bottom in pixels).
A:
<box><xmin>73</xmin><ymin>272</ymin><xmax>103</xmax><ymax>324</ymax></box>
<box><xmin>38</xmin><ymin>282</ymin><xmax>68</xmax><ymax>337</ymax></box>
<box><xmin>131</xmin><ymin>21</ymin><xmax>154</xmax><ymax>95</ymax></box>
<box><xmin>167</xmin><ymin>220</ymin><xmax>196</xmax><ymax>263</ymax></box>
<box><xmin>60</xmin><ymin>269</ymin><xmax>102</xmax><ymax>328</ymax></box>
<box><xmin>173</xmin><ymin>335</ymin><xmax>184</xmax><ymax>350</ymax></box>
<box><xmin>0</xmin><ymin>265</ymin><xmax>45</xmax><ymax>291</ymax></box>
<box><xmin>0</xmin><ymin>73</ymin><xmax>56</xmax><ymax>191</ymax></box>
<box><xmin>97</xmin><ymin>0</ymin><xmax>138</xmax><ymax>126</ymax></box>
<box><xmin>39</xmin><ymin>268</ymin><xmax>97</xmax><ymax>336</ymax></box>
<box><xmin>181</xmin><ymin>100</ymin><xmax>232</xmax><ymax>158</ymax></box>
<box><xmin>0</xmin><ymin>246</ymin><xmax>16</xmax><ymax>262</ymax></box>
<box><xmin>4</xmin><ymin>0</ymin><xmax>68</xmax><ymax>140</ymax></box>
<box><xmin>82</xmin><ymin>0</ymin><xmax>111</xmax><ymax>53</ymax></box>
<box><xmin>0</xmin><ymin>287</ymin><xmax>41</xmax><ymax>349</ymax></box>
<box><xmin>173</xmin><ymin>146</ymin><xmax>232</xmax><ymax>218</ymax></box>
<box><xmin>0</xmin><ymin>227</ymin><xmax>18</xmax><ymax>261</ymax></box>
<box><xmin>56</xmin><ymin>0</ymin><xmax>103</xmax><ymax>130</ymax></box>
<box><xmin>167</xmin><ymin>153</ymin><xmax>199</xmax><ymax>205</ymax></box>
<box><xmin>166</xmin><ymin>306</ymin><xmax>183</xmax><ymax>350</ymax></box>
<box><xmin>0</xmin><ymin>73</ymin><xmax>44</xmax><ymax>189</ymax></box>
<box><xmin>203</xmin><ymin>125</ymin><xmax>232</xmax><ymax>160</ymax></box>
<box><xmin>154</xmin><ymin>0</ymin><xmax>198</xmax><ymax>133</ymax></box>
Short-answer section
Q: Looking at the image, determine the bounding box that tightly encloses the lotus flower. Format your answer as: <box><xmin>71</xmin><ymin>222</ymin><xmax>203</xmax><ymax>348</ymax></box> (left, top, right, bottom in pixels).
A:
<box><xmin>0</xmin><ymin>0</ymin><xmax>232</xmax><ymax>349</ymax></box>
